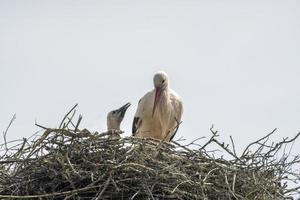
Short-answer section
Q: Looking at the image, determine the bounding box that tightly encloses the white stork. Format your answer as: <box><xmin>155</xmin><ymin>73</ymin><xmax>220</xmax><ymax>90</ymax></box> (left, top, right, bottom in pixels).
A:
<box><xmin>132</xmin><ymin>71</ymin><xmax>183</xmax><ymax>142</ymax></box>
<box><xmin>107</xmin><ymin>102</ymin><xmax>131</xmax><ymax>138</ymax></box>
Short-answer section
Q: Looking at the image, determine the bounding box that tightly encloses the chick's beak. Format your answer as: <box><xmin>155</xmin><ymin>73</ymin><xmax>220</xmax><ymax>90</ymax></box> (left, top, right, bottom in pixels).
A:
<box><xmin>116</xmin><ymin>102</ymin><xmax>131</xmax><ymax>118</ymax></box>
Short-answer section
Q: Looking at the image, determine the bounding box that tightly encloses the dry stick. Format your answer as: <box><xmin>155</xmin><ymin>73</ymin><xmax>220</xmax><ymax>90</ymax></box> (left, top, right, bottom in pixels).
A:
<box><xmin>172</xmin><ymin>140</ymin><xmax>195</xmax><ymax>155</ymax></box>
<box><xmin>94</xmin><ymin>177</ymin><xmax>111</xmax><ymax>200</ymax></box>
<box><xmin>130</xmin><ymin>190</ymin><xmax>140</xmax><ymax>199</ymax></box>
<box><xmin>74</xmin><ymin>114</ymin><xmax>83</xmax><ymax>133</ymax></box>
<box><xmin>242</xmin><ymin>128</ymin><xmax>277</xmax><ymax>156</ymax></box>
<box><xmin>287</xmin><ymin>138</ymin><xmax>296</xmax><ymax>157</ymax></box>
<box><xmin>0</xmin><ymin>138</ymin><xmax>24</xmax><ymax>147</ymax></box>
<box><xmin>2</xmin><ymin>114</ymin><xmax>16</xmax><ymax>155</ymax></box>
<box><xmin>200</xmin><ymin>125</ymin><xmax>219</xmax><ymax>150</ymax></box>
<box><xmin>181</xmin><ymin>137</ymin><xmax>205</xmax><ymax>148</ymax></box>
<box><xmin>59</xmin><ymin>104</ymin><xmax>78</xmax><ymax>129</ymax></box>
<box><xmin>229</xmin><ymin>136</ymin><xmax>237</xmax><ymax>157</ymax></box>
<box><xmin>265</xmin><ymin>132</ymin><xmax>300</xmax><ymax>157</ymax></box>
<box><xmin>203</xmin><ymin>168</ymin><xmax>218</xmax><ymax>183</ymax></box>
<box><xmin>65</xmin><ymin>108</ymin><xmax>77</xmax><ymax>129</ymax></box>
<box><xmin>35</xmin><ymin>122</ymin><xmax>48</xmax><ymax>130</ymax></box>
<box><xmin>0</xmin><ymin>158</ymin><xmax>36</xmax><ymax>164</ymax></box>
<box><xmin>211</xmin><ymin>137</ymin><xmax>243</xmax><ymax>163</ymax></box>
<box><xmin>254</xmin><ymin>136</ymin><xmax>271</xmax><ymax>155</ymax></box>
<box><xmin>65</xmin><ymin>152</ymin><xmax>79</xmax><ymax>176</ymax></box>
<box><xmin>206</xmin><ymin>130</ymin><xmax>244</xmax><ymax>163</ymax></box>
<box><xmin>10</xmin><ymin>137</ymin><xmax>27</xmax><ymax>162</ymax></box>
<box><xmin>161</xmin><ymin>117</ymin><xmax>182</xmax><ymax>143</ymax></box>
<box><xmin>66</xmin><ymin>117</ymin><xmax>77</xmax><ymax>129</ymax></box>
<box><xmin>0</xmin><ymin>185</ymin><xmax>100</xmax><ymax>199</ymax></box>
<box><xmin>142</xmin><ymin>181</ymin><xmax>155</xmax><ymax>200</ymax></box>
<box><xmin>284</xmin><ymin>185</ymin><xmax>300</xmax><ymax>194</ymax></box>
<box><xmin>224</xmin><ymin>174</ymin><xmax>241</xmax><ymax>199</ymax></box>
<box><xmin>232</xmin><ymin>173</ymin><xmax>236</xmax><ymax>194</ymax></box>
<box><xmin>169</xmin><ymin>117</ymin><xmax>182</xmax><ymax>142</ymax></box>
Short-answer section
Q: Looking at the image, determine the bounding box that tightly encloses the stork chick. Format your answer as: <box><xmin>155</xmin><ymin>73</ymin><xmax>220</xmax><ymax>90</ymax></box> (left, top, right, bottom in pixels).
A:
<box><xmin>107</xmin><ymin>102</ymin><xmax>131</xmax><ymax>138</ymax></box>
<box><xmin>132</xmin><ymin>71</ymin><xmax>183</xmax><ymax>142</ymax></box>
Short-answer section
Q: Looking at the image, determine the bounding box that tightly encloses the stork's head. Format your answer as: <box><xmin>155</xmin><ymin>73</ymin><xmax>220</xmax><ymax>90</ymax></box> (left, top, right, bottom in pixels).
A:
<box><xmin>152</xmin><ymin>71</ymin><xmax>169</xmax><ymax>117</ymax></box>
<box><xmin>153</xmin><ymin>71</ymin><xmax>169</xmax><ymax>90</ymax></box>
<box><xmin>107</xmin><ymin>102</ymin><xmax>131</xmax><ymax>131</ymax></box>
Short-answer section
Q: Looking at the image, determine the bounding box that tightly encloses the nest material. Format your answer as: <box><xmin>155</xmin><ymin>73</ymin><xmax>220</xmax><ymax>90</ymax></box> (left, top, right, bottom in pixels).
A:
<box><xmin>0</xmin><ymin>108</ymin><xmax>299</xmax><ymax>199</ymax></box>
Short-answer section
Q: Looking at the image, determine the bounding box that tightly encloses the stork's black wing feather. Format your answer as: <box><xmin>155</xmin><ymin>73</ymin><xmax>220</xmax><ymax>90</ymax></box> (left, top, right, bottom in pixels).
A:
<box><xmin>132</xmin><ymin>117</ymin><xmax>141</xmax><ymax>136</ymax></box>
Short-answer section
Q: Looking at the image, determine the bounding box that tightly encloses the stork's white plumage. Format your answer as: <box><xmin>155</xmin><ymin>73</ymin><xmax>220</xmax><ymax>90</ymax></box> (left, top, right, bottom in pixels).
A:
<box><xmin>132</xmin><ymin>71</ymin><xmax>183</xmax><ymax>142</ymax></box>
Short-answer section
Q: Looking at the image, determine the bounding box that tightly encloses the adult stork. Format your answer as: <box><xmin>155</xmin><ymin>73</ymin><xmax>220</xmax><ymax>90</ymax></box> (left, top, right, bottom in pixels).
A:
<box><xmin>107</xmin><ymin>102</ymin><xmax>131</xmax><ymax>138</ymax></box>
<box><xmin>132</xmin><ymin>71</ymin><xmax>183</xmax><ymax>142</ymax></box>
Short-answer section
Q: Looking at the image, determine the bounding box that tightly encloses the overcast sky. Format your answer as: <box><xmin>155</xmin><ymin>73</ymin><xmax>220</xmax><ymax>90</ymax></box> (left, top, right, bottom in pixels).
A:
<box><xmin>0</xmin><ymin>0</ymin><xmax>299</xmax><ymax>182</ymax></box>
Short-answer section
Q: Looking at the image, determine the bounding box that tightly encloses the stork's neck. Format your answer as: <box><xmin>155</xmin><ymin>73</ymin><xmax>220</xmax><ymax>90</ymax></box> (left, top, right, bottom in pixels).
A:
<box><xmin>159</xmin><ymin>88</ymin><xmax>170</xmax><ymax>107</ymax></box>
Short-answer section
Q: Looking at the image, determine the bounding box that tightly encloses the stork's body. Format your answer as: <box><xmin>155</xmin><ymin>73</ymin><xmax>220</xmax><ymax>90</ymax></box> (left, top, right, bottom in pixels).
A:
<box><xmin>132</xmin><ymin>71</ymin><xmax>183</xmax><ymax>141</ymax></box>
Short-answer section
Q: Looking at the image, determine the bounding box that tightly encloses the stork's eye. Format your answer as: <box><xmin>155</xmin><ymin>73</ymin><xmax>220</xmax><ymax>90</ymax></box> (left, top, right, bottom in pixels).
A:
<box><xmin>162</xmin><ymin>79</ymin><xmax>165</xmax><ymax>83</ymax></box>
<box><xmin>112</xmin><ymin>111</ymin><xmax>116</xmax><ymax>114</ymax></box>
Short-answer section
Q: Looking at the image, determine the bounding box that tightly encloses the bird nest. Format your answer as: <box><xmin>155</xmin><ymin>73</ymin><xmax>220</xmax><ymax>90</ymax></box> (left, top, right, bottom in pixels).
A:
<box><xmin>0</xmin><ymin>108</ymin><xmax>299</xmax><ymax>199</ymax></box>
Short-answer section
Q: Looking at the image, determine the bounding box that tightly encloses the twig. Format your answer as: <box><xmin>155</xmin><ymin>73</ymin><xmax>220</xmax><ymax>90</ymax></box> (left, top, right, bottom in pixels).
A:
<box><xmin>0</xmin><ymin>186</ymin><xmax>100</xmax><ymax>199</ymax></box>
<box><xmin>242</xmin><ymin>128</ymin><xmax>277</xmax><ymax>156</ymax></box>
<box><xmin>59</xmin><ymin>104</ymin><xmax>78</xmax><ymax>129</ymax></box>
<box><xmin>2</xmin><ymin>114</ymin><xmax>16</xmax><ymax>154</ymax></box>
<box><xmin>200</xmin><ymin>125</ymin><xmax>219</xmax><ymax>150</ymax></box>
<box><xmin>74</xmin><ymin>114</ymin><xmax>83</xmax><ymax>133</ymax></box>
<box><xmin>230</xmin><ymin>136</ymin><xmax>237</xmax><ymax>156</ymax></box>
<box><xmin>94</xmin><ymin>177</ymin><xmax>111</xmax><ymax>200</ymax></box>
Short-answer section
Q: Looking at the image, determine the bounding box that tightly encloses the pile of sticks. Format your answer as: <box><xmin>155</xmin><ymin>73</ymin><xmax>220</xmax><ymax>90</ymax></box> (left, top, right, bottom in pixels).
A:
<box><xmin>0</xmin><ymin>106</ymin><xmax>299</xmax><ymax>199</ymax></box>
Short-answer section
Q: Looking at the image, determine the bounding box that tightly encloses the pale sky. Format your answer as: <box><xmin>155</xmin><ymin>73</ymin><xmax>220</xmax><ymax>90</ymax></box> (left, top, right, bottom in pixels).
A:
<box><xmin>0</xmin><ymin>0</ymin><xmax>300</xmax><ymax>190</ymax></box>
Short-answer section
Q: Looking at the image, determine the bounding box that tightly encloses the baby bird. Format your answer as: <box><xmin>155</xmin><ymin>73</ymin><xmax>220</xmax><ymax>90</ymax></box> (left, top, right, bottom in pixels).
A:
<box><xmin>107</xmin><ymin>102</ymin><xmax>131</xmax><ymax>138</ymax></box>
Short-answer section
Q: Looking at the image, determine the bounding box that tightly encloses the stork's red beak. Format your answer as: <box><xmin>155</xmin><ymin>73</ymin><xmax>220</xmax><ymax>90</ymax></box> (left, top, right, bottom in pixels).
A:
<box><xmin>152</xmin><ymin>87</ymin><xmax>162</xmax><ymax>117</ymax></box>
